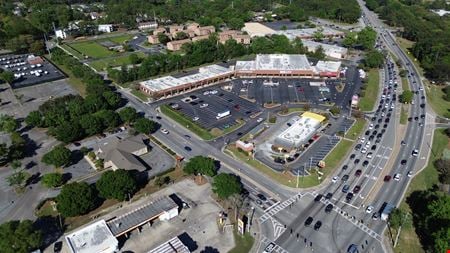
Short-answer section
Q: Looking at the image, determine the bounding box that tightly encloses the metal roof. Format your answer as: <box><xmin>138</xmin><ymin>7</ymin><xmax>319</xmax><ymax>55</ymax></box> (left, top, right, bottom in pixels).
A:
<box><xmin>65</xmin><ymin>220</ymin><xmax>118</xmax><ymax>253</ymax></box>
<box><xmin>148</xmin><ymin>236</ymin><xmax>190</xmax><ymax>253</ymax></box>
<box><xmin>235</xmin><ymin>54</ymin><xmax>312</xmax><ymax>71</ymax></box>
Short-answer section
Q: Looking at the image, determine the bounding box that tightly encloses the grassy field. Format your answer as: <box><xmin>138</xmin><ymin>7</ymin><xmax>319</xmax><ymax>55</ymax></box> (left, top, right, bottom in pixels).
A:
<box><xmin>359</xmin><ymin>69</ymin><xmax>379</xmax><ymax>111</ymax></box>
<box><xmin>60</xmin><ymin>44</ymin><xmax>84</xmax><ymax>59</ymax></box>
<box><xmin>345</xmin><ymin>119</ymin><xmax>366</xmax><ymax>140</ymax></box>
<box><xmin>70</xmin><ymin>41</ymin><xmax>117</xmax><ymax>58</ymax></box>
<box><xmin>394</xmin><ymin>129</ymin><xmax>447</xmax><ymax>253</ymax></box>
<box><xmin>426</xmin><ymin>84</ymin><xmax>450</xmax><ymax>118</ymax></box>
<box><xmin>160</xmin><ymin>105</ymin><xmax>215</xmax><ymax>140</ymax></box>
<box><xmin>131</xmin><ymin>89</ymin><xmax>149</xmax><ymax>102</ymax></box>
<box><xmin>228</xmin><ymin>231</ymin><xmax>255</xmax><ymax>253</ymax></box>
<box><xmin>400</xmin><ymin>105</ymin><xmax>408</xmax><ymax>125</ymax></box>
<box><xmin>50</xmin><ymin>58</ymin><xmax>86</xmax><ymax>96</ymax></box>
<box><xmin>105</xmin><ymin>34</ymin><xmax>133</xmax><ymax>44</ymax></box>
<box><xmin>89</xmin><ymin>52</ymin><xmax>145</xmax><ymax>71</ymax></box>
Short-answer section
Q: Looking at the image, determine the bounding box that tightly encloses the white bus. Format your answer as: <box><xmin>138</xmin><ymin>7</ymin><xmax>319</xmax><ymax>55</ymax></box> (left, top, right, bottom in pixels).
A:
<box><xmin>216</xmin><ymin>110</ymin><xmax>230</xmax><ymax>120</ymax></box>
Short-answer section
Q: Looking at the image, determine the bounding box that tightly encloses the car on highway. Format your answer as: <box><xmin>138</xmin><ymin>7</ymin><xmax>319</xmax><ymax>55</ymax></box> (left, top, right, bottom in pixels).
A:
<box><xmin>257</xmin><ymin>193</ymin><xmax>267</xmax><ymax>201</ymax></box>
<box><xmin>342</xmin><ymin>165</ymin><xmax>348</xmax><ymax>170</ymax></box>
<box><xmin>360</xmin><ymin>137</ymin><xmax>366</xmax><ymax>143</ymax></box>
<box><xmin>412</xmin><ymin>149</ymin><xmax>419</xmax><ymax>157</ymax></box>
<box><xmin>407</xmin><ymin>171</ymin><xmax>413</xmax><ymax>177</ymax></box>
<box><xmin>184</xmin><ymin>146</ymin><xmax>192</xmax><ymax>151</ymax></box>
<box><xmin>400</xmin><ymin>159</ymin><xmax>407</xmax><ymax>165</ymax></box>
<box><xmin>394</xmin><ymin>173</ymin><xmax>401</xmax><ymax>181</ymax></box>
<box><xmin>354</xmin><ymin>159</ymin><xmax>360</xmax><ymax>164</ymax></box>
<box><xmin>366</xmin><ymin>205</ymin><xmax>374</xmax><ymax>214</ymax></box>
<box><xmin>355</xmin><ymin>144</ymin><xmax>362</xmax><ymax>151</ymax></box>
<box><xmin>350</xmin><ymin>154</ymin><xmax>356</xmax><ymax>159</ymax></box>
<box><xmin>304</xmin><ymin>217</ymin><xmax>313</xmax><ymax>226</ymax></box>
<box><xmin>347</xmin><ymin>244</ymin><xmax>359</xmax><ymax>253</ymax></box>
<box><xmin>325</xmin><ymin>204</ymin><xmax>333</xmax><ymax>213</ymax></box>
<box><xmin>401</xmin><ymin>140</ymin><xmax>406</xmax><ymax>145</ymax></box>
<box><xmin>314</xmin><ymin>194</ymin><xmax>323</xmax><ymax>202</ymax></box>
<box><xmin>355</xmin><ymin>169</ymin><xmax>362</xmax><ymax>177</ymax></box>
<box><xmin>353</xmin><ymin>186</ymin><xmax>361</xmax><ymax>194</ymax></box>
<box><xmin>342</xmin><ymin>174</ymin><xmax>349</xmax><ymax>182</ymax></box>
<box><xmin>184</xmin><ymin>134</ymin><xmax>191</xmax><ymax>139</ymax></box>
<box><xmin>372</xmin><ymin>212</ymin><xmax>380</xmax><ymax>220</ymax></box>
<box><xmin>362</xmin><ymin>160</ymin><xmax>369</xmax><ymax>167</ymax></box>
<box><xmin>314</xmin><ymin>221</ymin><xmax>322</xmax><ymax>230</ymax></box>
<box><xmin>325</xmin><ymin>193</ymin><xmax>333</xmax><ymax>200</ymax></box>
<box><xmin>257</xmin><ymin>117</ymin><xmax>264</xmax><ymax>123</ymax></box>
<box><xmin>160</xmin><ymin>128</ymin><xmax>169</xmax><ymax>134</ymax></box>
<box><xmin>193</xmin><ymin>116</ymin><xmax>199</xmax><ymax>121</ymax></box>
<box><xmin>361</xmin><ymin>147</ymin><xmax>367</xmax><ymax>154</ymax></box>
<box><xmin>342</xmin><ymin>184</ymin><xmax>350</xmax><ymax>193</ymax></box>
<box><xmin>332</xmin><ymin>176</ymin><xmax>339</xmax><ymax>183</ymax></box>
<box><xmin>384</xmin><ymin>175</ymin><xmax>392</xmax><ymax>182</ymax></box>
<box><xmin>366</xmin><ymin>152</ymin><xmax>373</xmax><ymax>159</ymax></box>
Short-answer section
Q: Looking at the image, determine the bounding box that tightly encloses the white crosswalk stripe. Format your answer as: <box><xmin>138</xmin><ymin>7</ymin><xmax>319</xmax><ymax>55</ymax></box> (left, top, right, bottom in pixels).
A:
<box><xmin>259</xmin><ymin>193</ymin><xmax>305</xmax><ymax>224</ymax></box>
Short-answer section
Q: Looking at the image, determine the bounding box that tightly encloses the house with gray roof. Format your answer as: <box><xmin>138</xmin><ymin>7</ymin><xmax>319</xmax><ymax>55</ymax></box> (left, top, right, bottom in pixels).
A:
<box><xmin>96</xmin><ymin>134</ymin><xmax>149</xmax><ymax>171</ymax></box>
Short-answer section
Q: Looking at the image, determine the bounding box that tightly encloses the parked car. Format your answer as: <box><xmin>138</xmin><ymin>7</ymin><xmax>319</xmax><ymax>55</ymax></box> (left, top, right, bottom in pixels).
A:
<box><xmin>304</xmin><ymin>217</ymin><xmax>313</xmax><ymax>226</ymax></box>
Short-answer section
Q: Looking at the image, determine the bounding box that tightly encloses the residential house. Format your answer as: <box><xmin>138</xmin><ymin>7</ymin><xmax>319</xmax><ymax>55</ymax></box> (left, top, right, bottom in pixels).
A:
<box><xmin>218</xmin><ymin>30</ymin><xmax>251</xmax><ymax>44</ymax></box>
<box><xmin>55</xmin><ymin>29</ymin><xmax>68</xmax><ymax>39</ymax></box>
<box><xmin>192</xmin><ymin>35</ymin><xmax>210</xmax><ymax>42</ymax></box>
<box><xmin>169</xmin><ymin>25</ymin><xmax>184</xmax><ymax>35</ymax></box>
<box><xmin>186</xmin><ymin>22</ymin><xmax>200</xmax><ymax>31</ymax></box>
<box><xmin>193</xmin><ymin>26</ymin><xmax>215</xmax><ymax>36</ymax></box>
<box><xmin>167</xmin><ymin>39</ymin><xmax>191</xmax><ymax>51</ymax></box>
<box><xmin>138</xmin><ymin>21</ymin><xmax>158</xmax><ymax>30</ymax></box>
<box><xmin>153</xmin><ymin>27</ymin><xmax>167</xmax><ymax>36</ymax></box>
<box><xmin>96</xmin><ymin>135</ymin><xmax>149</xmax><ymax>171</ymax></box>
<box><xmin>98</xmin><ymin>24</ymin><xmax>114</xmax><ymax>33</ymax></box>
<box><xmin>147</xmin><ymin>35</ymin><xmax>159</xmax><ymax>44</ymax></box>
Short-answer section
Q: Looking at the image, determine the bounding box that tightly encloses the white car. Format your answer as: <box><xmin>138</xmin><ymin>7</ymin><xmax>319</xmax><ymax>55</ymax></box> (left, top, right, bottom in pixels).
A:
<box><xmin>256</xmin><ymin>117</ymin><xmax>264</xmax><ymax>123</ymax></box>
<box><xmin>193</xmin><ymin>117</ymin><xmax>199</xmax><ymax>121</ymax></box>
<box><xmin>210</xmin><ymin>90</ymin><xmax>218</xmax><ymax>95</ymax></box>
<box><xmin>394</xmin><ymin>173</ymin><xmax>401</xmax><ymax>181</ymax></box>
<box><xmin>366</xmin><ymin>205</ymin><xmax>374</xmax><ymax>214</ymax></box>
<box><xmin>361</xmin><ymin>147</ymin><xmax>368</xmax><ymax>154</ymax></box>
<box><xmin>412</xmin><ymin>149</ymin><xmax>419</xmax><ymax>157</ymax></box>
<box><xmin>360</xmin><ymin>137</ymin><xmax>366</xmax><ymax>143</ymax></box>
<box><xmin>407</xmin><ymin>171</ymin><xmax>413</xmax><ymax>177</ymax></box>
<box><xmin>366</xmin><ymin>152</ymin><xmax>373</xmax><ymax>159</ymax></box>
<box><xmin>332</xmin><ymin>176</ymin><xmax>339</xmax><ymax>183</ymax></box>
<box><xmin>199</xmin><ymin>103</ymin><xmax>208</xmax><ymax>108</ymax></box>
<box><xmin>369</xmin><ymin>123</ymin><xmax>374</xmax><ymax>130</ymax></box>
<box><xmin>203</xmin><ymin>91</ymin><xmax>210</xmax><ymax>95</ymax></box>
<box><xmin>365</xmin><ymin>141</ymin><xmax>371</xmax><ymax>148</ymax></box>
<box><xmin>160</xmin><ymin>128</ymin><xmax>169</xmax><ymax>134</ymax></box>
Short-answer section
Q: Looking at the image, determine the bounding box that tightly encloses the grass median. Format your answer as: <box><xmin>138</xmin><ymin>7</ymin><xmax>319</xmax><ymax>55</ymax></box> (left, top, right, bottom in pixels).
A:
<box><xmin>400</xmin><ymin>105</ymin><xmax>408</xmax><ymax>125</ymax></box>
<box><xmin>345</xmin><ymin>118</ymin><xmax>366</xmax><ymax>140</ymax></box>
<box><xmin>229</xmin><ymin>231</ymin><xmax>255</xmax><ymax>253</ymax></box>
<box><xmin>322</xmin><ymin>139</ymin><xmax>353</xmax><ymax>172</ymax></box>
<box><xmin>394</xmin><ymin>129</ymin><xmax>446</xmax><ymax>253</ymax></box>
<box><xmin>359</xmin><ymin>68</ymin><xmax>380</xmax><ymax>111</ymax></box>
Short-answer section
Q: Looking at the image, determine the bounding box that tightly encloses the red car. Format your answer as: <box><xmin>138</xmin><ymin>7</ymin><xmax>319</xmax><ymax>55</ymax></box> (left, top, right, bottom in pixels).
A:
<box><xmin>384</xmin><ymin>175</ymin><xmax>392</xmax><ymax>182</ymax></box>
<box><xmin>353</xmin><ymin>185</ymin><xmax>361</xmax><ymax>194</ymax></box>
<box><xmin>355</xmin><ymin>169</ymin><xmax>362</xmax><ymax>177</ymax></box>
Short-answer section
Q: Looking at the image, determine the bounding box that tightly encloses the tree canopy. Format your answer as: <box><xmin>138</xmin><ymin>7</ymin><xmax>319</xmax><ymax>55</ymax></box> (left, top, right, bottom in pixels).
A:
<box><xmin>96</xmin><ymin>169</ymin><xmax>137</xmax><ymax>201</ymax></box>
<box><xmin>41</xmin><ymin>173</ymin><xmax>64</xmax><ymax>188</ymax></box>
<box><xmin>183</xmin><ymin>156</ymin><xmax>217</xmax><ymax>177</ymax></box>
<box><xmin>56</xmin><ymin>182</ymin><xmax>98</xmax><ymax>217</ymax></box>
<box><xmin>42</xmin><ymin>145</ymin><xmax>71</xmax><ymax>168</ymax></box>
<box><xmin>0</xmin><ymin>114</ymin><xmax>19</xmax><ymax>133</ymax></box>
<box><xmin>399</xmin><ymin>90</ymin><xmax>414</xmax><ymax>104</ymax></box>
<box><xmin>363</xmin><ymin>50</ymin><xmax>385</xmax><ymax>69</ymax></box>
<box><xmin>212</xmin><ymin>173</ymin><xmax>242</xmax><ymax>199</ymax></box>
<box><xmin>133</xmin><ymin>118</ymin><xmax>158</xmax><ymax>134</ymax></box>
<box><xmin>0</xmin><ymin>220</ymin><xmax>42</xmax><ymax>253</ymax></box>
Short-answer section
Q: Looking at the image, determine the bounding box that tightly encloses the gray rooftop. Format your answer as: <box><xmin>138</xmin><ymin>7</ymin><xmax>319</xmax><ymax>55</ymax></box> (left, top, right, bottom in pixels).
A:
<box><xmin>235</xmin><ymin>54</ymin><xmax>312</xmax><ymax>71</ymax></box>
<box><xmin>148</xmin><ymin>236</ymin><xmax>190</xmax><ymax>253</ymax></box>
<box><xmin>65</xmin><ymin>220</ymin><xmax>118</xmax><ymax>253</ymax></box>
<box><xmin>107</xmin><ymin>196</ymin><xmax>178</xmax><ymax>236</ymax></box>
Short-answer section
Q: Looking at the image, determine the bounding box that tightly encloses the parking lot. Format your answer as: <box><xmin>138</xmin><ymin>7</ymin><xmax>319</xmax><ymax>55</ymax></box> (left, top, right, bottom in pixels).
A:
<box><xmin>165</xmin><ymin>88</ymin><xmax>261</xmax><ymax>130</ymax></box>
<box><xmin>231</xmin><ymin>78</ymin><xmax>340</xmax><ymax>106</ymax></box>
<box><xmin>0</xmin><ymin>54</ymin><xmax>65</xmax><ymax>88</ymax></box>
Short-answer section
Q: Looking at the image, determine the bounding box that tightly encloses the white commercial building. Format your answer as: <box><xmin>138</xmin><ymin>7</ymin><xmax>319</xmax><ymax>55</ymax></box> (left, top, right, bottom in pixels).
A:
<box><xmin>314</xmin><ymin>60</ymin><xmax>342</xmax><ymax>77</ymax></box>
<box><xmin>274</xmin><ymin>112</ymin><xmax>325</xmax><ymax>149</ymax></box>
<box><xmin>98</xmin><ymin>24</ymin><xmax>114</xmax><ymax>33</ymax></box>
<box><xmin>235</xmin><ymin>54</ymin><xmax>315</xmax><ymax>77</ymax></box>
<box><xmin>55</xmin><ymin>29</ymin><xmax>68</xmax><ymax>39</ymax></box>
<box><xmin>302</xmin><ymin>40</ymin><xmax>348</xmax><ymax>59</ymax></box>
<box><xmin>242</xmin><ymin>22</ymin><xmax>276</xmax><ymax>37</ymax></box>
<box><xmin>140</xmin><ymin>64</ymin><xmax>234</xmax><ymax>98</ymax></box>
<box><xmin>65</xmin><ymin>220</ymin><xmax>119</xmax><ymax>253</ymax></box>
<box><xmin>274</xmin><ymin>27</ymin><xmax>345</xmax><ymax>40</ymax></box>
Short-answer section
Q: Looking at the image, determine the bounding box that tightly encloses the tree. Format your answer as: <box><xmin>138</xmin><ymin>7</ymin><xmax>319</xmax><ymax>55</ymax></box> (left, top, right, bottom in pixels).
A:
<box><xmin>227</xmin><ymin>17</ymin><xmax>245</xmax><ymax>30</ymax></box>
<box><xmin>134</xmin><ymin>118</ymin><xmax>157</xmax><ymax>134</ymax></box>
<box><xmin>399</xmin><ymin>69</ymin><xmax>408</xmax><ymax>77</ymax></box>
<box><xmin>0</xmin><ymin>71</ymin><xmax>14</xmax><ymax>84</ymax></box>
<box><xmin>342</xmin><ymin>32</ymin><xmax>357</xmax><ymax>48</ymax></box>
<box><xmin>128</xmin><ymin>53</ymin><xmax>141</xmax><ymax>65</ymax></box>
<box><xmin>183</xmin><ymin>156</ymin><xmax>217</xmax><ymax>177</ymax></box>
<box><xmin>0</xmin><ymin>114</ymin><xmax>19</xmax><ymax>133</ymax></box>
<box><xmin>356</xmin><ymin>27</ymin><xmax>377</xmax><ymax>50</ymax></box>
<box><xmin>312</xmin><ymin>45</ymin><xmax>326</xmax><ymax>60</ymax></box>
<box><xmin>56</xmin><ymin>182</ymin><xmax>97</xmax><ymax>217</ymax></box>
<box><xmin>313</xmin><ymin>28</ymin><xmax>324</xmax><ymax>42</ymax></box>
<box><xmin>94</xmin><ymin>110</ymin><xmax>121</xmax><ymax>130</ymax></box>
<box><xmin>434</xmin><ymin>159</ymin><xmax>450</xmax><ymax>184</ymax></box>
<box><xmin>175</xmin><ymin>31</ymin><xmax>188</xmax><ymax>40</ymax></box>
<box><xmin>0</xmin><ymin>143</ymin><xmax>8</xmax><ymax>165</ymax></box>
<box><xmin>6</xmin><ymin>170</ymin><xmax>27</xmax><ymax>187</ymax></box>
<box><xmin>25</xmin><ymin>111</ymin><xmax>43</xmax><ymax>127</ymax></box>
<box><xmin>212</xmin><ymin>173</ymin><xmax>242</xmax><ymax>199</ymax></box>
<box><xmin>363</xmin><ymin>50</ymin><xmax>385</xmax><ymax>68</ymax></box>
<box><xmin>96</xmin><ymin>169</ymin><xmax>137</xmax><ymax>201</ymax></box>
<box><xmin>79</xmin><ymin>114</ymin><xmax>103</xmax><ymax>136</ymax></box>
<box><xmin>157</xmin><ymin>33</ymin><xmax>170</xmax><ymax>44</ymax></box>
<box><xmin>400</xmin><ymin>90</ymin><xmax>414</xmax><ymax>104</ymax></box>
<box><xmin>29</xmin><ymin>40</ymin><xmax>45</xmax><ymax>55</ymax></box>
<box><xmin>388</xmin><ymin>208</ymin><xmax>406</xmax><ymax>230</ymax></box>
<box><xmin>102</xmin><ymin>91</ymin><xmax>122</xmax><ymax>109</ymax></box>
<box><xmin>155</xmin><ymin>176</ymin><xmax>171</xmax><ymax>187</ymax></box>
<box><xmin>0</xmin><ymin>220</ymin><xmax>42</xmax><ymax>253</ymax></box>
<box><xmin>41</xmin><ymin>173</ymin><xmax>64</xmax><ymax>188</ymax></box>
<box><xmin>50</xmin><ymin>121</ymin><xmax>84</xmax><ymax>143</ymax></box>
<box><xmin>119</xmin><ymin>107</ymin><xmax>138</xmax><ymax>124</ymax></box>
<box><xmin>42</xmin><ymin>145</ymin><xmax>71</xmax><ymax>168</ymax></box>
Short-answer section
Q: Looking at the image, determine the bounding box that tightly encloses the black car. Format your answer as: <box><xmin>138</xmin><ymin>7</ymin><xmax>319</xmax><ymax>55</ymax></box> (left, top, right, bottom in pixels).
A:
<box><xmin>54</xmin><ymin>241</ymin><xmax>63</xmax><ymax>253</ymax></box>
<box><xmin>354</xmin><ymin>159</ymin><xmax>360</xmax><ymax>164</ymax></box>
<box><xmin>350</xmin><ymin>154</ymin><xmax>356</xmax><ymax>159</ymax></box>
<box><xmin>325</xmin><ymin>192</ymin><xmax>333</xmax><ymax>200</ymax></box>
<box><xmin>420</xmin><ymin>103</ymin><xmax>425</xmax><ymax>108</ymax></box>
<box><xmin>408</xmin><ymin>117</ymin><xmax>412</xmax><ymax>122</ymax></box>
<box><xmin>314</xmin><ymin>221</ymin><xmax>322</xmax><ymax>230</ymax></box>
<box><xmin>371</xmin><ymin>145</ymin><xmax>377</xmax><ymax>150</ymax></box>
<box><xmin>355</xmin><ymin>144</ymin><xmax>362</xmax><ymax>151</ymax></box>
<box><xmin>305</xmin><ymin>217</ymin><xmax>313</xmax><ymax>226</ymax></box>
<box><xmin>368</xmin><ymin>135</ymin><xmax>375</xmax><ymax>141</ymax></box>
<box><xmin>314</xmin><ymin>194</ymin><xmax>323</xmax><ymax>202</ymax></box>
<box><xmin>346</xmin><ymin>193</ymin><xmax>354</xmax><ymax>202</ymax></box>
<box><xmin>342</xmin><ymin>165</ymin><xmax>348</xmax><ymax>170</ymax></box>
<box><xmin>362</xmin><ymin>160</ymin><xmax>369</xmax><ymax>167</ymax></box>
<box><xmin>400</xmin><ymin>159</ymin><xmax>407</xmax><ymax>165</ymax></box>
<box><xmin>414</xmin><ymin>116</ymin><xmax>419</xmax><ymax>121</ymax></box>
<box><xmin>365</xmin><ymin>130</ymin><xmax>370</xmax><ymax>136</ymax></box>
<box><xmin>184</xmin><ymin>146</ymin><xmax>192</xmax><ymax>151</ymax></box>
<box><xmin>325</xmin><ymin>203</ymin><xmax>334</xmax><ymax>213</ymax></box>
<box><xmin>342</xmin><ymin>174</ymin><xmax>349</xmax><ymax>182</ymax></box>
<box><xmin>420</xmin><ymin>114</ymin><xmax>425</xmax><ymax>119</ymax></box>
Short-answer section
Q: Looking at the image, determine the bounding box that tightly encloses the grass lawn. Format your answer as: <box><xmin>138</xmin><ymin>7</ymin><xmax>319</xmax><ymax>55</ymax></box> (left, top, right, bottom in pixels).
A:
<box><xmin>322</xmin><ymin>139</ymin><xmax>353</xmax><ymax>172</ymax></box>
<box><xmin>426</xmin><ymin>84</ymin><xmax>450</xmax><ymax>118</ymax></box>
<box><xmin>70</xmin><ymin>41</ymin><xmax>117</xmax><ymax>59</ymax></box>
<box><xmin>400</xmin><ymin>105</ymin><xmax>408</xmax><ymax>125</ymax></box>
<box><xmin>36</xmin><ymin>200</ymin><xmax>58</xmax><ymax>217</ymax></box>
<box><xmin>278</xmin><ymin>107</ymin><xmax>305</xmax><ymax>115</ymax></box>
<box><xmin>228</xmin><ymin>231</ymin><xmax>255</xmax><ymax>253</ymax></box>
<box><xmin>160</xmin><ymin>105</ymin><xmax>215</xmax><ymax>140</ymax></box>
<box><xmin>131</xmin><ymin>89</ymin><xmax>149</xmax><ymax>102</ymax></box>
<box><xmin>60</xmin><ymin>44</ymin><xmax>84</xmax><ymax>59</ymax></box>
<box><xmin>345</xmin><ymin>118</ymin><xmax>366</xmax><ymax>140</ymax></box>
<box><xmin>359</xmin><ymin>68</ymin><xmax>379</xmax><ymax>111</ymax></box>
<box><xmin>90</xmin><ymin>52</ymin><xmax>145</xmax><ymax>71</ymax></box>
<box><xmin>106</xmin><ymin>34</ymin><xmax>133</xmax><ymax>44</ymax></box>
<box><xmin>225</xmin><ymin>145</ymin><xmax>322</xmax><ymax>188</ymax></box>
<box><xmin>49</xmin><ymin>58</ymin><xmax>86</xmax><ymax>96</ymax></box>
<box><xmin>394</xmin><ymin>129</ymin><xmax>447</xmax><ymax>253</ymax></box>
<box><xmin>396</xmin><ymin>38</ymin><xmax>424</xmax><ymax>77</ymax></box>
<box><xmin>401</xmin><ymin>77</ymin><xmax>409</xmax><ymax>91</ymax></box>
